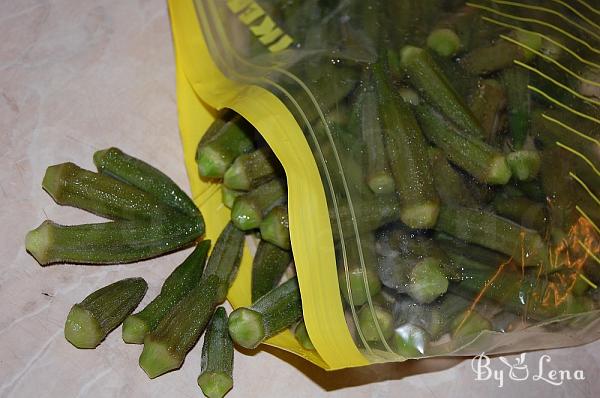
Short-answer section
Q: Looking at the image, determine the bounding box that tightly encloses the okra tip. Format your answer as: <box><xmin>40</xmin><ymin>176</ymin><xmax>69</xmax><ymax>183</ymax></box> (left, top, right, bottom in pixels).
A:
<box><xmin>486</xmin><ymin>156</ymin><xmax>512</xmax><ymax>185</ymax></box>
<box><xmin>197</xmin><ymin>371</ymin><xmax>234</xmax><ymax>398</ymax></box>
<box><xmin>64</xmin><ymin>304</ymin><xmax>104</xmax><ymax>349</ymax></box>
<box><xmin>25</xmin><ymin>220</ymin><xmax>54</xmax><ymax>266</ymax></box>
<box><xmin>122</xmin><ymin>314</ymin><xmax>149</xmax><ymax>344</ymax></box>
<box><xmin>231</xmin><ymin>201</ymin><xmax>261</xmax><ymax>231</ymax></box>
<box><xmin>227</xmin><ymin>308</ymin><xmax>265</xmax><ymax>349</ymax></box>
<box><xmin>400</xmin><ymin>201</ymin><xmax>440</xmax><ymax>230</ymax></box>
<box><xmin>139</xmin><ymin>338</ymin><xmax>182</xmax><ymax>378</ymax></box>
<box><xmin>42</xmin><ymin>162</ymin><xmax>74</xmax><ymax>201</ymax></box>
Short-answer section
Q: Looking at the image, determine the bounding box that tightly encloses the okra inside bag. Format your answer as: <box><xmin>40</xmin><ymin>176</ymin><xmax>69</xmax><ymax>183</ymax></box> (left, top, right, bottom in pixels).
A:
<box><xmin>169</xmin><ymin>0</ymin><xmax>600</xmax><ymax>369</ymax></box>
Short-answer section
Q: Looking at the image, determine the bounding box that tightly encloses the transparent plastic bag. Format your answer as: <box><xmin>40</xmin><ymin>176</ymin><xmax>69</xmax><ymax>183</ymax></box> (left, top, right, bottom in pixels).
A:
<box><xmin>169</xmin><ymin>0</ymin><xmax>600</xmax><ymax>369</ymax></box>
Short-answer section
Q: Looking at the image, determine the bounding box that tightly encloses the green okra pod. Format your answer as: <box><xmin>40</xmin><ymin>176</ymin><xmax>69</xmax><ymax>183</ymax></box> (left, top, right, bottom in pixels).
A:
<box><xmin>469</xmin><ymin>79</ymin><xmax>507</xmax><ymax>145</ymax></box>
<box><xmin>42</xmin><ymin>162</ymin><xmax>177</xmax><ymax>221</ymax></box>
<box><xmin>196</xmin><ymin>115</ymin><xmax>255</xmax><ymax>179</ymax></box>
<box><xmin>122</xmin><ymin>241</ymin><xmax>211</xmax><ymax>344</ymax></box>
<box><xmin>428</xmin><ymin>147</ymin><xmax>478</xmax><ymax>207</ymax></box>
<box><xmin>400</xmin><ymin>46</ymin><xmax>484</xmax><ymax>138</ymax></box>
<box><xmin>493</xmin><ymin>195</ymin><xmax>547</xmax><ymax>233</ymax></box>
<box><xmin>93</xmin><ymin>147</ymin><xmax>201</xmax><ymax>218</ymax></box>
<box><xmin>502</xmin><ymin>68</ymin><xmax>531</xmax><ymax>149</ymax></box>
<box><xmin>197</xmin><ymin>307</ymin><xmax>234</xmax><ymax>398</ymax></box>
<box><xmin>252</xmin><ymin>240</ymin><xmax>293</xmax><ymax>302</ymax></box>
<box><xmin>435</xmin><ymin>206</ymin><xmax>549</xmax><ymax>268</ymax></box>
<box><xmin>65</xmin><ymin>277</ymin><xmax>147</xmax><ymax>349</ymax></box>
<box><xmin>357</xmin><ymin>304</ymin><xmax>394</xmax><ymax>342</ymax></box>
<box><xmin>294</xmin><ymin>320</ymin><xmax>315</xmax><ymax>350</ymax></box>
<box><xmin>374</xmin><ymin>63</ymin><xmax>440</xmax><ymax>229</ymax></box>
<box><xmin>259</xmin><ymin>205</ymin><xmax>291</xmax><ymax>250</ymax></box>
<box><xmin>416</xmin><ymin>104</ymin><xmax>512</xmax><ymax>185</ymax></box>
<box><xmin>231</xmin><ymin>178</ymin><xmax>286</xmax><ymax>230</ymax></box>
<box><xmin>26</xmin><ymin>218</ymin><xmax>203</xmax><ymax>265</ymax></box>
<box><xmin>228</xmin><ymin>277</ymin><xmax>303</xmax><ymax>349</ymax></box>
<box><xmin>221</xmin><ymin>186</ymin><xmax>244</xmax><ymax>209</ymax></box>
<box><xmin>223</xmin><ymin>147</ymin><xmax>283</xmax><ymax>191</ymax></box>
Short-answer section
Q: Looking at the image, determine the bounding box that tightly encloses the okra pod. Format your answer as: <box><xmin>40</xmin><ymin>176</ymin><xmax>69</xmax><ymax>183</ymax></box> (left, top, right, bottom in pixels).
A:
<box><xmin>426</xmin><ymin>5</ymin><xmax>478</xmax><ymax>57</ymax></box>
<box><xmin>460</xmin><ymin>30</ymin><xmax>542</xmax><ymax>75</ymax></box>
<box><xmin>469</xmin><ymin>79</ymin><xmax>507</xmax><ymax>145</ymax></box>
<box><xmin>428</xmin><ymin>147</ymin><xmax>478</xmax><ymax>207</ymax></box>
<box><xmin>223</xmin><ymin>147</ymin><xmax>283</xmax><ymax>191</ymax></box>
<box><xmin>502</xmin><ymin>68</ymin><xmax>531</xmax><ymax>149</ymax></box>
<box><xmin>294</xmin><ymin>320</ymin><xmax>315</xmax><ymax>350</ymax></box>
<box><xmin>26</xmin><ymin>218</ymin><xmax>203</xmax><ymax>265</ymax></box>
<box><xmin>416</xmin><ymin>105</ymin><xmax>512</xmax><ymax>185</ymax></box>
<box><xmin>338</xmin><ymin>265</ymin><xmax>382</xmax><ymax>307</ymax></box>
<box><xmin>357</xmin><ymin>304</ymin><xmax>394</xmax><ymax>342</ymax></box>
<box><xmin>65</xmin><ymin>278</ymin><xmax>147</xmax><ymax>349</ymax></box>
<box><xmin>391</xmin><ymin>323</ymin><xmax>429</xmax><ymax>357</ymax></box>
<box><xmin>435</xmin><ymin>206</ymin><xmax>549</xmax><ymax>268</ymax></box>
<box><xmin>400</xmin><ymin>46</ymin><xmax>484</xmax><ymax>138</ymax></box>
<box><xmin>196</xmin><ymin>115</ymin><xmax>255</xmax><ymax>178</ymax></box>
<box><xmin>252</xmin><ymin>240</ymin><xmax>293</xmax><ymax>302</ymax></box>
<box><xmin>197</xmin><ymin>307</ymin><xmax>234</xmax><ymax>398</ymax></box>
<box><xmin>231</xmin><ymin>178</ymin><xmax>286</xmax><ymax>230</ymax></box>
<box><xmin>493</xmin><ymin>195</ymin><xmax>547</xmax><ymax>232</ymax></box>
<box><xmin>228</xmin><ymin>277</ymin><xmax>303</xmax><ymax>349</ymax></box>
<box><xmin>139</xmin><ymin>222</ymin><xmax>243</xmax><ymax>378</ymax></box>
<box><xmin>407</xmin><ymin>257</ymin><xmax>449</xmax><ymax>304</ymax></box>
<box><xmin>374</xmin><ymin>63</ymin><xmax>440</xmax><ymax>229</ymax></box>
<box><xmin>93</xmin><ymin>147</ymin><xmax>201</xmax><ymax>218</ymax></box>
<box><xmin>42</xmin><ymin>162</ymin><xmax>176</xmax><ymax>221</ymax></box>
<box><xmin>360</xmin><ymin>86</ymin><xmax>395</xmax><ymax>195</ymax></box>
<box><xmin>122</xmin><ymin>241</ymin><xmax>211</xmax><ymax>344</ymax></box>
<box><xmin>450</xmin><ymin>309</ymin><xmax>492</xmax><ymax>340</ymax></box>
<box><xmin>259</xmin><ymin>205</ymin><xmax>290</xmax><ymax>250</ymax></box>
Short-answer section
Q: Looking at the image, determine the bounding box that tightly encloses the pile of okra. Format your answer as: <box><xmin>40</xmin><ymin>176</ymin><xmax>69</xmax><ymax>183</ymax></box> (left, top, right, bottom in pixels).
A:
<box><xmin>24</xmin><ymin>0</ymin><xmax>600</xmax><ymax>396</ymax></box>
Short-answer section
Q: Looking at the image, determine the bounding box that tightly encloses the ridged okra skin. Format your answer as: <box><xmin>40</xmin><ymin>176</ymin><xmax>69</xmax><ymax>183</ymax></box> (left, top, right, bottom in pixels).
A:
<box><xmin>374</xmin><ymin>63</ymin><xmax>440</xmax><ymax>229</ymax></box>
<box><xmin>43</xmin><ymin>162</ymin><xmax>177</xmax><ymax>221</ymax></box>
<box><xmin>251</xmin><ymin>240</ymin><xmax>293</xmax><ymax>302</ymax></box>
<box><xmin>197</xmin><ymin>307</ymin><xmax>234</xmax><ymax>398</ymax></box>
<box><xmin>122</xmin><ymin>241</ymin><xmax>211</xmax><ymax>344</ymax></box>
<box><xmin>65</xmin><ymin>277</ymin><xmax>147</xmax><ymax>349</ymax></box>
<box><xmin>435</xmin><ymin>206</ymin><xmax>549</xmax><ymax>269</ymax></box>
<box><xmin>93</xmin><ymin>147</ymin><xmax>201</xmax><ymax>218</ymax></box>
<box><xmin>139</xmin><ymin>276</ymin><xmax>220</xmax><ymax>378</ymax></box>
<box><xmin>26</xmin><ymin>218</ymin><xmax>204</xmax><ymax>265</ymax></box>
<box><xmin>228</xmin><ymin>277</ymin><xmax>302</xmax><ymax>349</ymax></box>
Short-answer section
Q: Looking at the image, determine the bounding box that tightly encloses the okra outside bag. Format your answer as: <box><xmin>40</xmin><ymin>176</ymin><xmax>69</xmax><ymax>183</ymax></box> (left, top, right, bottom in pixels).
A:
<box><xmin>169</xmin><ymin>0</ymin><xmax>600</xmax><ymax>370</ymax></box>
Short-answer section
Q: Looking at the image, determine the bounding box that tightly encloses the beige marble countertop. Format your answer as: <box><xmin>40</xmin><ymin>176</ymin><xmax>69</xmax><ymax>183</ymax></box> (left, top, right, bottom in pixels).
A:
<box><xmin>2</xmin><ymin>1</ymin><xmax>599</xmax><ymax>397</ymax></box>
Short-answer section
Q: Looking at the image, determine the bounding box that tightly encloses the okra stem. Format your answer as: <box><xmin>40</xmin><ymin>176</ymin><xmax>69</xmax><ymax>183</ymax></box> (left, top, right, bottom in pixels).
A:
<box><xmin>228</xmin><ymin>277</ymin><xmax>303</xmax><ymax>349</ymax></box>
<box><xmin>231</xmin><ymin>179</ymin><xmax>286</xmax><ymax>230</ymax></box>
<box><xmin>223</xmin><ymin>147</ymin><xmax>282</xmax><ymax>191</ymax></box>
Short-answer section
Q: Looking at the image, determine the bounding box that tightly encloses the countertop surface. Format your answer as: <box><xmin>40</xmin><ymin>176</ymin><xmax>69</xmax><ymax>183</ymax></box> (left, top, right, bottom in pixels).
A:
<box><xmin>1</xmin><ymin>1</ymin><xmax>599</xmax><ymax>397</ymax></box>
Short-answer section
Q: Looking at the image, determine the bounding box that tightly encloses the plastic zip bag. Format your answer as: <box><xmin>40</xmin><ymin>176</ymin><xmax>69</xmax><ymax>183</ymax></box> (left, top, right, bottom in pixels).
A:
<box><xmin>169</xmin><ymin>0</ymin><xmax>600</xmax><ymax>369</ymax></box>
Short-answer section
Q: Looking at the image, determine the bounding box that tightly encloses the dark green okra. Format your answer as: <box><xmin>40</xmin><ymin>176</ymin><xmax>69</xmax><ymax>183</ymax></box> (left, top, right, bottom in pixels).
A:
<box><xmin>502</xmin><ymin>68</ymin><xmax>531</xmax><ymax>149</ymax></box>
<box><xmin>26</xmin><ymin>218</ymin><xmax>203</xmax><ymax>265</ymax></box>
<box><xmin>93</xmin><ymin>147</ymin><xmax>201</xmax><ymax>218</ymax></box>
<box><xmin>228</xmin><ymin>277</ymin><xmax>303</xmax><ymax>349</ymax></box>
<box><xmin>42</xmin><ymin>162</ymin><xmax>177</xmax><ymax>221</ymax></box>
<box><xmin>252</xmin><ymin>240</ymin><xmax>293</xmax><ymax>302</ymax></box>
<box><xmin>259</xmin><ymin>205</ymin><xmax>291</xmax><ymax>250</ymax></box>
<box><xmin>435</xmin><ymin>206</ymin><xmax>549</xmax><ymax>268</ymax></box>
<box><xmin>416</xmin><ymin>104</ymin><xmax>512</xmax><ymax>185</ymax></box>
<box><xmin>139</xmin><ymin>222</ymin><xmax>244</xmax><ymax>378</ymax></box>
<box><xmin>400</xmin><ymin>45</ymin><xmax>484</xmax><ymax>138</ymax></box>
<box><xmin>122</xmin><ymin>241</ymin><xmax>211</xmax><ymax>344</ymax></box>
<box><xmin>196</xmin><ymin>115</ymin><xmax>255</xmax><ymax>178</ymax></box>
<box><xmin>197</xmin><ymin>307</ymin><xmax>234</xmax><ymax>398</ymax></box>
<box><xmin>428</xmin><ymin>147</ymin><xmax>478</xmax><ymax>207</ymax></box>
<box><xmin>294</xmin><ymin>320</ymin><xmax>315</xmax><ymax>350</ymax></box>
<box><xmin>374</xmin><ymin>63</ymin><xmax>440</xmax><ymax>229</ymax></box>
<box><xmin>223</xmin><ymin>147</ymin><xmax>283</xmax><ymax>191</ymax></box>
<box><xmin>469</xmin><ymin>79</ymin><xmax>507</xmax><ymax>145</ymax></box>
<box><xmin>231</xmin><ymin>178</ymin><xmax>286</xmax><ymax>230</ymax></box>
<box><xmin>65</xmin><ymin>278</ymin><xmax>147</xmax><ymax>349</ymax></box>
<box><xmin>493</xmin><ymin>195</ymin><xmax>547</xmax><ymax>232</ymax></box>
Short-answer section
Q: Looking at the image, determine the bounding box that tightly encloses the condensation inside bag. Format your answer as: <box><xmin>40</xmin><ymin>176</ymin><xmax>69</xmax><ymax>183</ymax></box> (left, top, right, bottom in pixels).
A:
<box><xmin>189</xmin><ymin>0</ymin><xmax>600</xmax><ymax>365</ymax></box>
